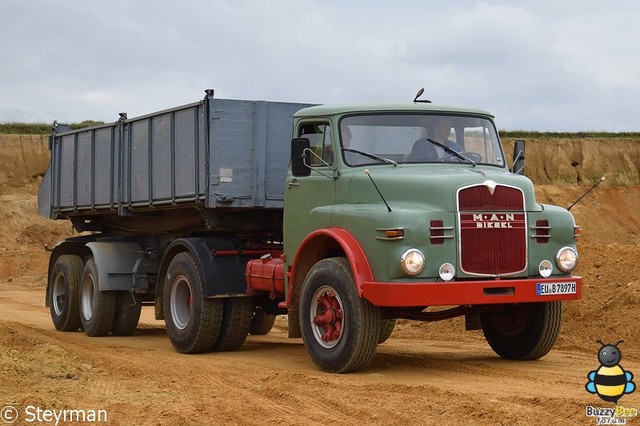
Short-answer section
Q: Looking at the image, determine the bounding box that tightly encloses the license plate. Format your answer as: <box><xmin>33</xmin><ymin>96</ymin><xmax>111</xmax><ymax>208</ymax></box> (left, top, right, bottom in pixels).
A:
<box><xmin>536</xmin><ymin>282</ymin><xmax>576</xmax><ymax>296</ymax></box>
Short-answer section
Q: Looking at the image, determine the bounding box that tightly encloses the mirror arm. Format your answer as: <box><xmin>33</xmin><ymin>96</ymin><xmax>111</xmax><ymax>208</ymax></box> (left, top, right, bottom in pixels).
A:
<box><xmin>512</xmin><ymin>151</ymin><xmax>524</xmax><ymax>174</ymax></box>
<box><xmin>304</xmin><ymin>148</ymin><xmax>337</xmax><ymax>179</ymax></box>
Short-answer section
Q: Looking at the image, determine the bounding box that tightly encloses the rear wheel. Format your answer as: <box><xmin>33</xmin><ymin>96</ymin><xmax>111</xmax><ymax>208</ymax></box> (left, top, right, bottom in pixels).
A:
<box><xmin>111</xmin><ymin>292</ymin><xmax>143</xmax><ymax>336</ymax></box>
<box><xmin>213</xmin><ymin>297</ymin><xmax>253</xmax><ymax>351</ymax></box>
<box><xmin>49</xmin><ymin>255</ymin><xmax>84</xmax><ymax>332</ymax></box>
<box><xmin>79</xmin><ymin>258</ymin><xmax>116</xmax><ymax>337</ymax></box>
<box><xmin>481</xmin><ymin>301</ymin><xmax>563</xmax><ymax>360</ymax></box>
<box><xmin>300</xmin><ymin>257</ymin><xmax>381</xmax><ymax>373</ymax></box>
<box><xmin>249</xmin><ymin>307</ymin><xmax>276</xmax><ymax>336</ymax></box>
<box><xmin>164</xmin><ymin>252</ymin><xmax>223</xmax><ymax>353</ymax></box>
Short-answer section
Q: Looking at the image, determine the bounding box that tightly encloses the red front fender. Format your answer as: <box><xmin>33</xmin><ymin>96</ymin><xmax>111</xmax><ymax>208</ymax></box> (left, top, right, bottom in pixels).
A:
<box><xmin>289</xmin><ymin>227</ymin><xmax>374</xmax><ymax>297</ymax></box>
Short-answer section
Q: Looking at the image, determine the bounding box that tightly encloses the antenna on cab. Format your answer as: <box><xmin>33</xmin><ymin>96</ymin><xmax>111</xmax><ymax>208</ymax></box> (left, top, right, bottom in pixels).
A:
<box><xmin>413</xmin><ymin>88</ymin><xmax>431</xmax><ymax>103</ymax></box>
<box><xmin>364</xmin><ymin>169</ymin><xmax>392</xmax><ymax>212</ymax></box>
<box><xmin>568</xmin><ymin>176</ymin><xmax>605</xmax><ymax>211</ymax></box>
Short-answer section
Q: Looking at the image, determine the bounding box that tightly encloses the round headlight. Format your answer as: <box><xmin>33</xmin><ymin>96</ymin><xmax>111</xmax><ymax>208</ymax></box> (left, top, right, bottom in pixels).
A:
<box><xmin>439</xmin><ymin>263</ymin><xmax>455</xmax><ymax>281</ymax></box>
<box><xmin>400</xmin><ymin>249</ymin><xmax>425</xmax><ymax>276</ymax></box>
<box><xmin>538</xmin><ymin>260</ymin><xmax>553</xmax><ymax>278</ymax></box>
<box><xmin>555</xmin><ymin>247</ymin><xmax>578</xmax><ymax>273</ymax></box>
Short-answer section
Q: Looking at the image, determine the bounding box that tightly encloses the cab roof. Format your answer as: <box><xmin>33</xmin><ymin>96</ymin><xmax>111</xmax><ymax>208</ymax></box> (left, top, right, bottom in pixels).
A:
<box><xmin>294</xmin><ymin>102</ymin><xmax>494</xmax><ymax>118</ymax></box>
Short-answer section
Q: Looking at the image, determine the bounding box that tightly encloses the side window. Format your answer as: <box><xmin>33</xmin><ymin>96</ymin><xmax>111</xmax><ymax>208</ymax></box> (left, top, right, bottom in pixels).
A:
<box><xmin>298</xmin><ymin>123</ymin><xmax>333</xmax><ymax>166</ymax></box>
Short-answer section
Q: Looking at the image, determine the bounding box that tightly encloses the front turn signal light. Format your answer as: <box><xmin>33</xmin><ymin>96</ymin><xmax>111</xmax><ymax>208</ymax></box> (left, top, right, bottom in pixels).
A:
<box><xmin>574</xmin><ymin>226</ymin><xmax>582</xmax><ymax>238</ymax></box>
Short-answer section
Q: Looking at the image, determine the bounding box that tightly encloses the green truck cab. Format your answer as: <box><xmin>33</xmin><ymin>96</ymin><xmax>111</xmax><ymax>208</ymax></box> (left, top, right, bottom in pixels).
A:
<box><xmin>281</xmin><ymin>102</ymin><xmax>581</xmax><ymax>372</ymax></box>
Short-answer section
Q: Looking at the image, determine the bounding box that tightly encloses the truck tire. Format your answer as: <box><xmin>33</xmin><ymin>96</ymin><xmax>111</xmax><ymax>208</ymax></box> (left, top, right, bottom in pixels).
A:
<box><xmin>164</xmin><ymin>252</ymin><xmax>223</xmax><ymax>354</ymax></box>
<box><xmin>49</xmin><ymin>255</ymin><xmax>84</xmax><ymax>332</ymax></box>
<box><xmin>300</xmin><ymin>257</ymin><xmax>381</xmax><ymax>373</ymax></box>
<box><xmin>213</xmin><ymin>297</ymin><xmax>253</xmax><ymax>351</ymax></box>
<box><xmin>481</xmin><ymin>301</ymin><xmax>563</xmax><ymax>360</ymax></box>
<box><xmin>79</xmin><ymin>258</ymin><xmax>117</xmax><ymax>337</ymax></box>
<box><xmin>110</xmin><ymin>292</ymin><xmax>143</xmax><ymax>336</ymax></box>
<box><xmin>378</xmin><ymin>319</ymin><xmax>396</xmax><ymax>344</ymax></box>
<box><xmin>249</xmin><ymin>307</ymin><xmax>276</xmax><ymax>335</ymax></box>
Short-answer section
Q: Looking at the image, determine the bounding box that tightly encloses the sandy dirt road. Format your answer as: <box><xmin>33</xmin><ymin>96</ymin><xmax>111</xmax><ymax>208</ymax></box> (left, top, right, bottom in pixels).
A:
<box><xmin>2</xmin><ymin>281</ymin><xmax>639</xmax><ymax>426</ymax></box>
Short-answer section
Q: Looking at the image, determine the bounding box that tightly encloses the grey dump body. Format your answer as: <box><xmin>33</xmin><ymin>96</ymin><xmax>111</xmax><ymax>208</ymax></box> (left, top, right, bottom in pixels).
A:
<box><xmin>38</xmin><ymin>91</ymin><xmax>312</xmax><ymax>235</ymax></box>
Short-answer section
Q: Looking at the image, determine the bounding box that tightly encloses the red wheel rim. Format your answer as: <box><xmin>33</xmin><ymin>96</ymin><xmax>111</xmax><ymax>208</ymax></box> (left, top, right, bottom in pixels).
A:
<box><xmin>310</xmin><ymin>285</ymin><xmax>344</xmax><ymax>349</ymax></box>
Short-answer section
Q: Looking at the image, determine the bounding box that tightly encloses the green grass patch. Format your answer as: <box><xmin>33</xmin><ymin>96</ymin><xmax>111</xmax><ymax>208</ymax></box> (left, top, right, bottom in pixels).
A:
<box><xmin>500</xmin><ymin>130</ymin><xmax>640</xmax><ymax>139</ymax></box>
<box><xmin>0</xmin><ymin>123</ymin><xmax>52</xmax><ymax>135</ymax></box>
<box><xmin>0</xmin><ymin>120</ymin><xmax>106</xmax><ymax>135</ymax></box>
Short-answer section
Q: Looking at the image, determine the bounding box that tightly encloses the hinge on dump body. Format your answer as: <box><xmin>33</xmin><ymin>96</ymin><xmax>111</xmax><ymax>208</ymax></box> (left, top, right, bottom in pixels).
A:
<box><xmin>215</xmin><ymin>194</ymin><xmax>234</xmax><ymax>204</ymax></box>
<box><xmin>214</xmin><ymin>193</ymin><xmax>251</xmax><ymax>204</ymax></box>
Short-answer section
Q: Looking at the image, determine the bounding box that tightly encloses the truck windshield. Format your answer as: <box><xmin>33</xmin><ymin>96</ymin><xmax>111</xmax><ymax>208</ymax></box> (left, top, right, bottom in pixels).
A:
<box><xmin>340</xmin><ymin>114</ymin><xmax>505</xmax><ymax>167</ymax></box>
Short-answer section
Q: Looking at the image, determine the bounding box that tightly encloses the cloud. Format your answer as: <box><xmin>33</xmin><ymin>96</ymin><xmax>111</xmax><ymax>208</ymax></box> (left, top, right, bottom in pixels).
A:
<box><xmin>1</xmin><ymin>0</ymin><xmax>639</xmax><ymax>130</ymax></box>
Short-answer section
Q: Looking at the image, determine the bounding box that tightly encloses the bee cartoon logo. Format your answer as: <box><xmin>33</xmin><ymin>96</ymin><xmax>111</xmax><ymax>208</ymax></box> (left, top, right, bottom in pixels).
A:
<box><xmin>586</xmin><ymin>340</ymin><xmax>636</xmax><ymax>403</ymax></box>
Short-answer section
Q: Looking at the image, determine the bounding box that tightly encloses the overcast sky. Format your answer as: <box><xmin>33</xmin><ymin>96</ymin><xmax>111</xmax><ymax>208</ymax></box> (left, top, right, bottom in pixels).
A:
<box><xmin>2</xmin><ymin>0</ymin><xmax>639</xmax><ymax>131</ymax></box>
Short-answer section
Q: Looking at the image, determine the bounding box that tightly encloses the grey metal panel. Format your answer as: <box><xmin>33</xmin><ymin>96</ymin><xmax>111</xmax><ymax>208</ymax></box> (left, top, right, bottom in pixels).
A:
<box><xmin>93</xmin><ymin>127</ymin><xmax>115</xmax><ymax>207</ymax></box>
<box><xmin>121</xmin><ymin>123</ymin><xmax>130</xmax><ymax>206</ymax></box>
<box><xmin>75</xmin><ymin>131</ymin><xmax>92</xmax><ymax>207</ymax></box>
<box><xmin>208</xmin><ymin>99</ymin><xmax>311</xmax><ymax>209</ymax></box>
<box><xmin>112</xmin><ymin>124</ymin><xmax>121</xmax><ymax>210</ymax></box>
<box><xmin>37</xmin><ymin>164</ymin><xmax>52</xmax><ymax>217</ymax></box>
<box><xmin>253</xmin><ymin>101</ymin><xmax>268</xmax><ymax>207</ymax></box>
<box><xmin>59</xmin><ymin>134</ymin><xmax>76</xmax><ymax>208</ymax></box>
<box><xmin>198</xmin><ymin>106</ymin><xmax>207</xmax><ymax>201</ymax></box>
<box><xmin>174</xmin><ymin>108</ymin><xmax>197</xmax><ymax>198</ymax></box>
<box><xmin>53</xmin><ymin>125</ymin><xmax>120</xmax><ymax>213</ymax></box>
<box><xmin>264</xmin><ymin>102</ymin><xmax>305</xmax><ymax>203</ymax></box>
<box><xmin>129</xmin><ymin>120</ymin><xmax>150</xmax><ymax>204</ymax></box>
<box><xmin>121</xmin><ymin>102</ymin><xmax>207</xmax><ymax>208</ymax></box>
<box><xmin>209</xmin><ymin>99</ymin><xmax>255</xmax><ymax>207</ymax></box>
<box><xmin>151</xmin><ymin>113</ymin><xmax>172</xmax><ymax>201</ymax></box>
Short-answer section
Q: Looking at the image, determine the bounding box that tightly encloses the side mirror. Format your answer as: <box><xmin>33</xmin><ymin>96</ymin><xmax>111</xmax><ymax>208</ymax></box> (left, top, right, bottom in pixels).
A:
<box><xmin>512</xmin><ymin>139</ymin><xmax>525</xmax><ymax>175</ymax></box>
<box><xmin>291</xmin><ymin>138</ymin><xmax>311</xmax><ymax>177</ymax></box>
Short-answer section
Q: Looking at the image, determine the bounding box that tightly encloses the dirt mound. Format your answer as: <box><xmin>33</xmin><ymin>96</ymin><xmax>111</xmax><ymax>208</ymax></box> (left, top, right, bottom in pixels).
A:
<box><xmin>503</xmin><ymin>137</ymin><xmax>640</xmax><ymax>186</ymax></box>
<box><xmin>0</xmin><ymin>135</ymin><xmax>80</xmax><ymax>282</ymax></box>
<box><xmin>0</xmin><ymin>134</ymin><xmax>50</xmax><ymax>195</ymax></box>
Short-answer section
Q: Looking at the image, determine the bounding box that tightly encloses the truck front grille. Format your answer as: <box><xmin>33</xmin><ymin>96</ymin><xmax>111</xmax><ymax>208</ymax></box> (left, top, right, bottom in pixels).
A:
<box><xmin>457</xmin><ymin>184</ymin><xmax>526</xmax><ymax>276</ymax></box>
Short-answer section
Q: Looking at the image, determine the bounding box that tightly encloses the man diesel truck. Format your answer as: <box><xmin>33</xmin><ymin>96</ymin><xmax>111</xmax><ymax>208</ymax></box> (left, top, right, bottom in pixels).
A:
<box><xmin>38</xmin><ymin>89</ymin><xmax>582</xmax><ymax>373</ymax></box>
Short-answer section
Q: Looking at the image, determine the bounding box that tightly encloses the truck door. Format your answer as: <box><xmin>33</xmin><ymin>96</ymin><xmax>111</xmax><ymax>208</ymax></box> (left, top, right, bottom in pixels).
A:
<box><xmin>283</xmin><ymin>122</ymin><xmax>336</xmax><ymax>259</ymax></box>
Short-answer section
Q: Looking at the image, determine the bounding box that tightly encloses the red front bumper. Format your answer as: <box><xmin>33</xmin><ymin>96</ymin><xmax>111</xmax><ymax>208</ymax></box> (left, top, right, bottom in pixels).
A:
<box><xmin>362</xmin><ymin>276</ymin><xmax>582</xmax><ymax>307</ymax></box>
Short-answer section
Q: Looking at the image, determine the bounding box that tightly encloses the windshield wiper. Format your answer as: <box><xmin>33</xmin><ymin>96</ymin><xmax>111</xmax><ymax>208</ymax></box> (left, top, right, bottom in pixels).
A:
<box><xmin>425</xmin><ymin>138</ymin><xmax>476</xmax><ymax>167</ymax></box>
<box><xmin>342</xmin><ymin>148</ymin><xmax>398</xmax><ymax>166</ymax></box>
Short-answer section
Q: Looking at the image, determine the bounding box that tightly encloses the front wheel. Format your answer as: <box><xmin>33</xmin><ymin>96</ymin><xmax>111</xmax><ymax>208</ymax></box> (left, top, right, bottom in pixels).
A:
<box><xmin>481</xmin><ymin>301</ymin><xmax>563</xmax><ymax>360</ymax></box>
<box><xmin>300</xmin><ymin>258</ymin><xmax>381</xmax><ymax>373</ymax></box>
<box><xmin>378</xmin><ymin>319</ymin><xmax>396</xmax><ymax>344</ymax></box>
